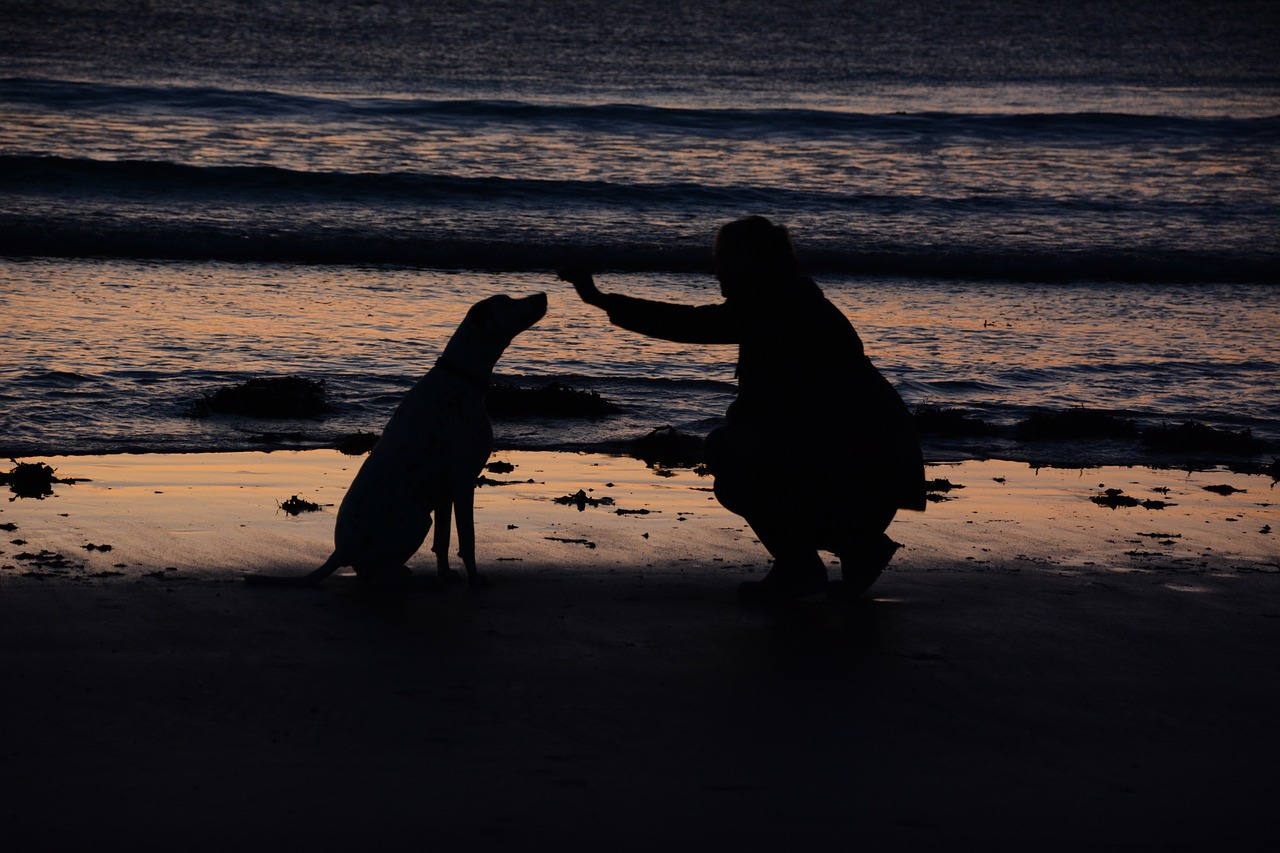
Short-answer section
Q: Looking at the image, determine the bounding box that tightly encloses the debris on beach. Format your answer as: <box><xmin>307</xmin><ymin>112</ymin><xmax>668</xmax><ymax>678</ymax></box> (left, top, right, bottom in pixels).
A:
<box><xmin>1092</xmin><ymin>488</ymin><xmax>1140</xmax><ymax>508</ymax></box>
<box><xmin>475</xmin><ymin>475</ymin><xmax>536</xmax><ymax>487</ymax></box>
<box><xmin>1141</xmin><ymin>421</ymin><xmax>1264</xmax><ymax>456</ymax></box>
<box><xmin>476</xmin><ymin>460</ymin><xmax>537</xmax><ymax>486</ymax></box>
<box><xmin>487</xmin><ymin>381</ymin><xmax>622</xmax><ymax>419</ymax></box>
<box><xmin>1016</xmin><ymin>408</ymin><xmax>1138</xmax><ymax>442</ymax></box>
<box><xmin>0</xmin><ymin>522</ymin><xmax>16</xmax><ymax>532</ymax></box>
<box><xmin>544</xmin><ymin>536</ymin><xmax>597</xmax><ymax>549</ymax></box>
<box><xmin>278</xmin><ymin>495</ymin><xmax>323</xmax><ymax>515</ymax></box>
<box><xmin>623</xmin><ymin>425</ymin><xmax>706</xmax><ymax>469</ymax></box>
<box><xmin>145</xmin><ymin>567</ymin><xmax>182</xmax><ymax>580</ymax></box>
<box><xmin>12</xmin><ymin>549</ymin><xmax>85</xmax><ymax>574</ymax></box>
<box><xmin>335</xmin><ymin>432</ymin><xmax>379</xmax><ymax>455</ymax></box>
<box><xmin>1</xmin><ymin>459</ymin><xmax>83</xmax><ymax>500</ymax></box>
<box><xmin>1202</xmin><ymin>484</ymin><xmax>1246</xmax><ymax>496</ymax></box>
<box><xmin>82</xmin><ymin>543</ymin><xmax>114</xmax><ymax>552</ymax></box>
<box><xmin>1136</xmin><ymin>532</ymin><xmax>1182</xmax><ymax>541</ymax></box>
<box><xmin>193</xmin><ymin>376</ymin><xmax>328</xmax><ymax>419</ymax></box>
<box><xmin>1090</xmin><ymin>488</ymin><xmax>1174</xmax><ymax>510</ymax></box>
<box><xmin>1230</xmin><ymin>458</ymin><xmax>1279</xmax><ymax>481</ymax></box>
<box><xmin>554</xmin><ymin>489</ymin><xmax>615</xmax><ymax>511</ymax></box>
<box><xmin>925</xmin><ymin>478</ymin><xmax>965</xmax><ymax>502</ymax></box>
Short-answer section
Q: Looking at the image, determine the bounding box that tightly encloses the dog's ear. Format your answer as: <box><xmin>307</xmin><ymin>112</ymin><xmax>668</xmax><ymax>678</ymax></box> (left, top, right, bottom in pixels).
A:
<box><xmin>466</xmin><ymin>299</ymin><xmax>499</xmax><ymax>333</ymax></box>
<box><xmin>468</xmin><ymin>295</ymin><xmax>517</xmax><ymax>334</ymax></box>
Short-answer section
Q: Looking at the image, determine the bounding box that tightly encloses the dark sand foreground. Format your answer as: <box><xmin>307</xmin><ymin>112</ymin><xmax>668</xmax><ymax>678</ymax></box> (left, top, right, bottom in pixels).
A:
<box><xmin>1</xmin><ymin>451</ymin><xmax>1276</xmax><ymax>849</ymax></box>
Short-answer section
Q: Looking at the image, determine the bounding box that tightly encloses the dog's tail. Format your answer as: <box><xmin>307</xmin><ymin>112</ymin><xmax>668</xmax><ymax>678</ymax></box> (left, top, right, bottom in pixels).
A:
<box><xmin>243</xmin><ymin>552</ymin><xmax>345</xmax><ymax>587</ymax></box>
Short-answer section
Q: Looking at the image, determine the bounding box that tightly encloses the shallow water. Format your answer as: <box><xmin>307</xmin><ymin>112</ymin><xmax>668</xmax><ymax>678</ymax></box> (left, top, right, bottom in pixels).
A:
<box><xmin>2</xmin><ymin>258</ymin><xmax>1277</xmax><ymax>461</ymax></box>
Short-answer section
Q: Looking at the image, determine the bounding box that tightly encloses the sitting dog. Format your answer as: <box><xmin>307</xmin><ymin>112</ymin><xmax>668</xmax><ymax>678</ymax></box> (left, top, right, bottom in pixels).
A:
<box><xmin>245</xmin><ymin>292</ymin><xmax>547</xmax><ymax>587</ymax></box>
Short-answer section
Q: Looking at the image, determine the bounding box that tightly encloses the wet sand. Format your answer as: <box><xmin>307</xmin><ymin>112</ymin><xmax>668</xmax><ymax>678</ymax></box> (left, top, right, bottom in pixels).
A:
<box><xmin>1</xmin><ymin>451</ymin><xmax>1277</xmax><ymax>848</ymax></box>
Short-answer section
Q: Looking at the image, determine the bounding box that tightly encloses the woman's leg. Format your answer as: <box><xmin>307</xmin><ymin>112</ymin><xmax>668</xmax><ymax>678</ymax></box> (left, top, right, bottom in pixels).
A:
<box><xmin>706</xmin><ymin>426</ymin><xmax>828</xmax><ymax>601</ymax></box>
<box><xmin>814</xmin><ymin>494</ymin><xmax>900</xmax><ymax>599</ymax></box>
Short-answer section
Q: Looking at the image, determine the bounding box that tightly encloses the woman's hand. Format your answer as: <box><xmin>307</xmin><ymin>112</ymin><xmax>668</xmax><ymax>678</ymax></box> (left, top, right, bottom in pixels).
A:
<box><xmin>558</xmin><ymin>265</ymin><xmax>608</xmax><ymax>308</ymax></box>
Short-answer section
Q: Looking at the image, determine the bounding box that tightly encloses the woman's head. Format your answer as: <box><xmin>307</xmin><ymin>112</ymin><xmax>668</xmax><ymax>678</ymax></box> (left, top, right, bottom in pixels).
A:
<box><xmin>713</xmin><ymin>216</ymin><xmax>799</xmax><ymax>298</ymax></box>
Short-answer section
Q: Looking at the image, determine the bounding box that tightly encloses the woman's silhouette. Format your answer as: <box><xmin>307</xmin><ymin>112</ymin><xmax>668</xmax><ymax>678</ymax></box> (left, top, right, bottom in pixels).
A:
<box><xmin>561</xmin><ymin>216</ymin><xmax>925</xmax><ymax>602</ymax></box>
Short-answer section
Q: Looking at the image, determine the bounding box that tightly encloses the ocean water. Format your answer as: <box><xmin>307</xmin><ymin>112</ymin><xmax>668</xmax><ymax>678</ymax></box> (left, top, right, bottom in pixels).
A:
<box><xmin>1</xmin><ymin>0</ymin><xmax>1278</xmax><ymax>463</ymax></box>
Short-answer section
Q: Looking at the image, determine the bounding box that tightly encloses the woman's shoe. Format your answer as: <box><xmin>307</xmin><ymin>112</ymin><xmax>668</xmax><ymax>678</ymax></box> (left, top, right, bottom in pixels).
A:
<box><xmin>831</xmin><ymin>533</ymin><xmax>899</xmax><ymax>600</ymax></box>
<box><xmin>737</xmin><ymin>558</ymin><xmax>828</xmax><ymax>604</ymax></box>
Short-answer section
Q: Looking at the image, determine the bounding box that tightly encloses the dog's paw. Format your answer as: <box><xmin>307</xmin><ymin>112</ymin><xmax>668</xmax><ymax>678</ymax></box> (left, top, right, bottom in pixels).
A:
<box><xmin>437</xmin><ymin>566</ymin><xmax>463</xmax><ymax>583</ymax></box>
<box><xmin>466</xmin><ymin>573</ymin><xmax>489</xmax><ymax>589</ymax></box>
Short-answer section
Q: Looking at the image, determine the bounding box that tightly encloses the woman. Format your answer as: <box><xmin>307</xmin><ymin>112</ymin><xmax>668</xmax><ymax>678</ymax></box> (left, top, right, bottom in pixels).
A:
<box><xmin>561</xmin><ymin>216</ymin><xmax>925</xmax><ymax>602</ymax></box>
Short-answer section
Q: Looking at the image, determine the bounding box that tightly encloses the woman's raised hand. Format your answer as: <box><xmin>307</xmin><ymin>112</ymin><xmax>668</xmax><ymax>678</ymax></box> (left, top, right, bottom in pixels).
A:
<box><xmin>557</xmin><ymin>265</ymin><xmax>608</xmax><ymax>308</ymax></box>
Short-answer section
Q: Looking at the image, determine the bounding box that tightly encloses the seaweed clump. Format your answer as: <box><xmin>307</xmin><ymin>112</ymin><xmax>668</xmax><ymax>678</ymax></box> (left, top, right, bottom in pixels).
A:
<box><xmin>487</xmin><ymin>382</ymin><xmax>622</xmax><ymax>419</ymax></box>
<box><xmin>1141</xmin><ymin>422</ymin><xmax>1265</xmax><ymax>456</ymax></box>
<box><xmin>334</xmin><ymin>432</ymin><xmax>380</xmax><ymax>456</ymax></box>
<box><xmin>194</xmin><ymin>376</ymin><xmax>328</xmax><ymax>419</ymax></box>
<box><xmin>626</xmin><ymin>426</ymin><xmax>705</xmax><ymax>469</ymax></box>
<box><xmin>1089</xmin><ymin>488</ymin><xmax>1173</xmax><ymax>510</ymax></box>
<box><xmin>1016</xmin><ymin>408</ymin><xmax>1137</xmax><ymax>442</ymax></box>
<box><xmin>278</xmin><ymin>495</ymin><xmax>323</xmax><ymax>515</ymax></box>
<box><xmin>1</xmin><ymin>459</ymin><xmax>81</xmax><ymax>500</ymax></box>
<box><xmin>554</xmin><ymin>489</ymin><xmax>615</xmax><ymax>511</ymax></box>
<box><xmin>924</xmin><ymin>478</ymin><xmax>965</xmax><ymax>502</ymax></box>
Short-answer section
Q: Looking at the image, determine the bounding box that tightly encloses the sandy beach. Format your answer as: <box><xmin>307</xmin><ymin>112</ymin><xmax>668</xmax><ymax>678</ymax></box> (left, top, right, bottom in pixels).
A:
<box><xmin>0</xmin><ymin>450</ymin><xmax>1276</xmax><ymax>848</ymax></box>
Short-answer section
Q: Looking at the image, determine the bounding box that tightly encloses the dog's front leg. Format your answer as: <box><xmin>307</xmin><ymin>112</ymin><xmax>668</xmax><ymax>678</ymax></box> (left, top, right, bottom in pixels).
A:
<box><xmin>452</xmin><ymin>483</ymin><xmax>484</xmax><ymax>588</ymax></box>
<box><xmin>432</xmin><ymin>496</ymin><xmax>462</xmax><ymax>583</ymax></box>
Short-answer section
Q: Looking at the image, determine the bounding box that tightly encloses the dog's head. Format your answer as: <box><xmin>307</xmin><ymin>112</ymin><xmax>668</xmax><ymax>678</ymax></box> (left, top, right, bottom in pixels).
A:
<box><xmin>466</xmin><ymin>293</ymin><xmax>547</xmax><ymax>345</ymax></box>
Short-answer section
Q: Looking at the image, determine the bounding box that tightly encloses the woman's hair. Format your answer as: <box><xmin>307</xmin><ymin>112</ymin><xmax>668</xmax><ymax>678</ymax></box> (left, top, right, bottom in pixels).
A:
<box><xmin>713</xmin><ymin>215</ymin><xmax>799</xmax><ymax>277</ymax></box>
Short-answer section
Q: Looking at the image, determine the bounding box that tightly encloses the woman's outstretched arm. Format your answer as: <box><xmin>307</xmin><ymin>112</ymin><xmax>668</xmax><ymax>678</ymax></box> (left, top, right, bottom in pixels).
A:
<box><xmin>558</xmin><ymin>266</ymin><xmax>738</xmax><ymax>345</ymax></box>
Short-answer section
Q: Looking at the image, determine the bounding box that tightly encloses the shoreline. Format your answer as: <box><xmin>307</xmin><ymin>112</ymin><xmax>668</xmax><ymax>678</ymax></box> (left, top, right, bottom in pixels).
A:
<box><xmin>2</xmin><ymin>449</ymin><xmax>1277</xmax><ymax>846</ymax></box>
<box><xmin>3</xmin><ymin>429</ymin><xmax>1276</xmax><ymax>479</ymax></box>
<box><xmin>2</xmin><ymin>448</ymin><xmax>1276</xmax><ymax>582</ymax></box>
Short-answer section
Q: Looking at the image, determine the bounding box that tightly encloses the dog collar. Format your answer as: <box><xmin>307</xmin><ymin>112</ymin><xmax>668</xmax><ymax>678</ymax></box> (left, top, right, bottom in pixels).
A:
<box><xmin>436</xmin><ymin>356</ymin><xmax>491</xmax><ymax>393</ymax></box>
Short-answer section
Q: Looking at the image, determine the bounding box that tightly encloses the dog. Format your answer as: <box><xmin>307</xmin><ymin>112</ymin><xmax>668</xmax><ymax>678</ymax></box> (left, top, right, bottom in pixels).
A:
<box><xmin>244</xmin><ymin>292</ymin><xmax>547</xmax><ymax>588</ymax></box>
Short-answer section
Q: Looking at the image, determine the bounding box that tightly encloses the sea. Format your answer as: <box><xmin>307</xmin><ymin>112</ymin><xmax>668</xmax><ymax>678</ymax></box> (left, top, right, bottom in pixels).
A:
<box><xmin>2</xmin><ymin>0</ymin><xmax>1278</xmax><ymax>466</ymax></box>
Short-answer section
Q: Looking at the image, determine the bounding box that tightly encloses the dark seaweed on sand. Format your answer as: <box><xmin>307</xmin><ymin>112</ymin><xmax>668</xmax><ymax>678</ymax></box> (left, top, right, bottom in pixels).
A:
<box><xmin>334</xmin><ymin>432</ymin><xmax>379</xmax><ymax>456</ymax></box>
<box><xmin>924</xmin><ymin>478</ymin><xmax>964</xmax><ymax>502</ymax></box>
<box><xmin>475</xmin><ymin>461</ymin><xmax>532</xmax><ymax>487</ymax></box>
<box><xmin>193</xmin><ymin>376</ymin><xmax>328</xmax><ymax>419</ymax></box>
<box><xmin>1141</xmin><ymin>422</ymin><xmax>1264</xmax><ymax>456</ymax></box>
<box><xmin>554</xmin><ymin>489</ymin><xmax>615</xmax><ymax>511</ymax></box>
<box><xmin>1228</xmin><ymin>458</ymin><xmax>1279</xmax><ymax>481</ymax></box>
<box><xmin>278</xmin><ymin>495</ymin><xmax>323</xmax><ymax>515</ymax></box>
<box><xmin>487</xmin><ymin>382</ymin><xmax>622</xmax><ymax>419</ymax></box>
<box><xmin>1016</xmin><ymin>408</ymin><xmax>1138</xmax><ymax>441</ymax></box>
<box><xmin>1</xmin><ymin>459</ymin><xmax>81</xmax><ymax>500</ymax></box>
<box><xmin>1091</xmin><ymin>489</ymin><xmax>1141</xmax><ymax>508</ymax></box>
<box><xmin>626</xmin><ymin>426</ymin><xmax>705</xmax><ymax>469</ymax></box>
<box><xmin>1090</xmin><ymin>488</ymin><xmax>1173</xmax><ymax>510</ymax></box>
